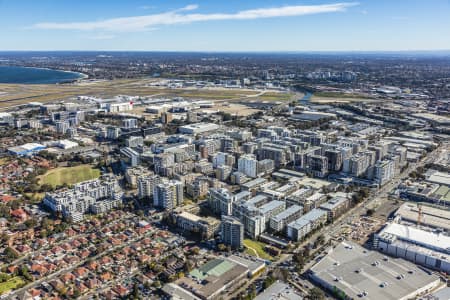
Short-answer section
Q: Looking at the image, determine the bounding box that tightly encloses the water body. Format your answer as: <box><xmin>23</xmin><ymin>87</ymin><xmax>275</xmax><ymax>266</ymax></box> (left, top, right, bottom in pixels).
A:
<box><xmin>299</xmin><ymin>92</ymin><xmax>313</xmax><ymax>103</ymax></box>
<box><xmin>0</xmin><ymin>66</ymin><xmax>84</xmax><ymax>84</ymax></box>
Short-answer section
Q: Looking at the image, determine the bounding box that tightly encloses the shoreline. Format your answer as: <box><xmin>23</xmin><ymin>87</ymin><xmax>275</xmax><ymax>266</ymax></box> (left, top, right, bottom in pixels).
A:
<box><xmin>0</xmin><ymin>65</ymin><xmax>88</xmax><ymax>84</ymax></box>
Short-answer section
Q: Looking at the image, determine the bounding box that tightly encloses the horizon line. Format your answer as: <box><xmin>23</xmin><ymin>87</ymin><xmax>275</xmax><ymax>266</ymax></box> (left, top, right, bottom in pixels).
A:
<box><xmin>1</xmin><ymin>49</ymin><xmax>450</xmax><ymax>54</ymax></box>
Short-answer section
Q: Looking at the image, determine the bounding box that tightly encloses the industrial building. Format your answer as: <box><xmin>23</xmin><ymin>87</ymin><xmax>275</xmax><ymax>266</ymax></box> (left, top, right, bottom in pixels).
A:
<box><xmin>394</xmin><ymin>202</ymin><xmax>450</xmax><ymax>231</ymax></box>
<box><xmin>8</xmin><ymin>143</ymin><xmax>46</xmax><ymax>156</ymax></box>
<box><xmin>179</xmin><ymin>122</ymin><xmax>220</xmax><ymax>134</ymax></box>
<box><xmin>309</xmin><ymin>241</ymin><xmax>441</xmax><ymax>300</ymax></box>
<box><xmin>255</xmin><ymin>281</ymin><xmax>302</xmax><ymax>300</ymax></box>
<box><xmin>374</xmin><ymin>222</ymin><xmax>450</xmax><ymax>273</ymax></box>
<box><xmin>173</xmin><ymin>257</ymin><xmax>249</xmax><ymax>300</ymax></box>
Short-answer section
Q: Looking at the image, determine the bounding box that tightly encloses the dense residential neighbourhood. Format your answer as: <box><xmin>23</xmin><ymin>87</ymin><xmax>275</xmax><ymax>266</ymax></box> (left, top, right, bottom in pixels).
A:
<box><xmin>0</xmin><ymin>63</ymin><xmax>448</xmax><ymax>299</ymax></box>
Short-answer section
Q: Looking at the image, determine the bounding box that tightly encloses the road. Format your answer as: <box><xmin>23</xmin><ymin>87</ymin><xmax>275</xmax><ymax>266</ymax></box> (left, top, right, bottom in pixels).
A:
<box><xmin>270</xmin><ymin>143</ymin><xmax>445</xmax><ymax>296</ymax></box>
<box><xmin>306</xmin><ymin>144</ymin><xmax>442</xmax><ymax>247</ymax></box>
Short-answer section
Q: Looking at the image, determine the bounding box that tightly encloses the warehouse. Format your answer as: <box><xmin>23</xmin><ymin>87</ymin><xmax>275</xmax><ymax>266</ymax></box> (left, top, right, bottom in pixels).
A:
<box><xmin>394</xmin><ymin>202</ymin><xmax>450</xmax><ymax>231</ymax></box>
<box><xmin>8</xmin><ymin>143</ymin><xmax>46</xmax><ymax>156</ymax></box>
<box><xmin>179</xmin><ymin>123</ymin><xmax>220</xmax><ymax>134</ymax></box>
<box><xmin>309</xmin><ymin>241</ymin><xmax>441</xmax><ymax>300</ymax></box>
<box><xmin>374</xmin><ymin>222</ymin><xmax>450</xmax><ymax>273</ymax></box>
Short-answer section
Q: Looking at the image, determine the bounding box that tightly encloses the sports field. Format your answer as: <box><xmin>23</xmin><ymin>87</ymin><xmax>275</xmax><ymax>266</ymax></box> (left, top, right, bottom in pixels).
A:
<box><xmin>38</xmin><ymin>165</ymin><xmax>100</xmax><ymax>187</ymax></box>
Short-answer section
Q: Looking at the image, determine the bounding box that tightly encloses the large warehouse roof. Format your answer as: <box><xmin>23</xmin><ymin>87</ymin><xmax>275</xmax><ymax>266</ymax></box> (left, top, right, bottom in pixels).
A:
<box><xmin>309</xmin><ymin>241</ymin><xmax>441</xmax><ymax>300</ymax></box>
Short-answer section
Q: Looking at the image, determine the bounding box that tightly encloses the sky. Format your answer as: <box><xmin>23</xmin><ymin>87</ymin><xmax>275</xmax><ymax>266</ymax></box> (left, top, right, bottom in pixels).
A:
<box><xmin>1</xmin><ymin>0</ymin><xmax>450</xmax><ymax>52</ymax></box>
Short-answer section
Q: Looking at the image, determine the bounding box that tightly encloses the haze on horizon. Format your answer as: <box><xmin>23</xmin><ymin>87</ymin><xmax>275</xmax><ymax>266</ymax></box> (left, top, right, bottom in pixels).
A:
<box><xmin>1</xmin><ymin>0</ymin><xmax>450</xmax><ymax>52</ymax></box>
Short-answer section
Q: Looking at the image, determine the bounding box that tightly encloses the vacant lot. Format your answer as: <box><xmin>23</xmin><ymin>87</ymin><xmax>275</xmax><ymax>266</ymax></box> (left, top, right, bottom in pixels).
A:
<box><xmin>0</xmin><ymin>277</ymin><xmax>25</xmax><ymax>295</ymax></box>
<box><xmin>243</xmin><ymin>239</ymin><xmax>273</xmax><ymax>261</ymax></box>
<box><xmin>38</xmin><ymin>164</ymin><xmax>100</xmax><ymax>187</ymax></box>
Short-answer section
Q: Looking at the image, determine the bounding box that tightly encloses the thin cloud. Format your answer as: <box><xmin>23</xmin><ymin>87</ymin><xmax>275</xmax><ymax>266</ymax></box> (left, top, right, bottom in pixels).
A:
<box><xmin>391</xmin><ymin>16</ymin><xmax>410</xmax><ymax>21</ymax></box>
<box><xmin>140</xmin><ymin>5</ymin><xmax>156</xmax><ymax>10</ymax></box>
<box><xmin>87</xmin><ymin>34</ymin><xmax>116</xmax><ymax>40</ymax></box>
<box><xmin>33</xmin><ymin>2</ymin><xmax>358</xmax><ymax>32</ymax></box>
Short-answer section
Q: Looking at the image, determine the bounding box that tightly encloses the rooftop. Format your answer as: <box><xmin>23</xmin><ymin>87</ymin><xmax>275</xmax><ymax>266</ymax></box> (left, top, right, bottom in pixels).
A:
<box><xmin>255</xmin><ymin>281</ymin><xmax>303</xmax><ymax>300</ymax></box>
<box><xmin>394</xmin><ymin>202</ymin><xmax>450</xmax><ymax>231</ymax></box>
<box><xmin>310</xmin><ymin>241</ymin><xmax>441</xmax><ymax>300</ymax></box>
<box><xmin>271</xmin><ymin>205</ymin><xmax>303</xmax><ymax>222</ymax></box>
<box><xmin>378</xmin><ymin>222</ymin><xmax>450</xmax><ymax>255</ymax></box>
<box><xmin>260</xmin><ymin>200</ymin><xmax>285</xmax><ymax>214</ymax></box>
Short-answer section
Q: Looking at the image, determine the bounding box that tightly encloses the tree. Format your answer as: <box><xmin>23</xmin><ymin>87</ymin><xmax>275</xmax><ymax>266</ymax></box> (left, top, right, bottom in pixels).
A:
<box><xmin>24</xmin><ymin>218</ymin><xmax>37</xmax><ymax>229</ymax></box>
<box><xmin>4</xmin><ymin>247</ymin><xmax>18</xmax><ymax>262</ymax></box>
<box><xmin>366</xmin><ymin>208</ymin><xmax>375</xmax><ymax>216</ymax></box>
<box><xmin>132</xmin><ymin>283</ymin><xmax>139</xmax><ymax>299</ymax></box>
<box><xmin>20</xmin><ymin>266</ymin><xmax>32</xmax><ymax>281</ymax></box>
<box><xmin>0</xmin><ymin>232</ymin><xmax>10</xmax><ymax>244</ymax></box>
<box><xmin>315</xmin><ymin>234</ymin><xmax>325</xmax><ymax>247</ymax></box>
<box><xmin>144</xmin><ymin>140</ymin><xmax>154</xmax><ymax>147</ymax></box>
<box><xmin>73</xmin><ymin>288</ymin><xmax>81</xmax><ymax>298</ymax></box>
<box><xmin>308</xmin><ymin>287</ymin><xmax>326</xmax><ymax>300</ymax></box>
<box><xmin>184</xmin><ymin>260</ymin><xmax>194</xmax><ymax>272</ymax></box>
<box><xmin>0</xmin><ymin>205</ymin><xmax>9</xmax><ymax>218</ymax></box>
<box><xmin>263</xmin><ymin>275</ymin><xmax>275</xmax><ymax>289</ymax></box>
<box><xmin>190</xmin><ymin>246</ymin><xmax>200</xmax><ymax>255</ymax></box>
<box><xmin>217</xmin><ymin>243</ymin><xmax>226</xmax><ymax>251</ymax></box>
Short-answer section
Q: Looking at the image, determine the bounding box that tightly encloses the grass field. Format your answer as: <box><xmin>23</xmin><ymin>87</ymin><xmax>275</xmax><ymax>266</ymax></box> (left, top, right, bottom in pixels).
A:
<box><xmin>256</xmin><ymin>92</ymin><xmax>295</xmax><ymax>102</ymax></box>
<box><xmin>38</xmin><ymin>164</ymin><xmax>100</xmax><ymax>187</ymax></box>
<box><xmin>243</xmin><ymin>239</ymin><xmax>273</xmax><ymax>261</ymax></box>
<box><xmin>0</xmin><ymin>277</ymin><xmax>25</xmax><ymax>295</ymax></box>
<box><xmin>310</xmin><ymin>91</ymin><xmax>377</xmax><ymax>103</ymax></box>
<box><xmin>0</xmin><ymin>78</ymin><xmax>295</xmax><ymax>109</ymax></box>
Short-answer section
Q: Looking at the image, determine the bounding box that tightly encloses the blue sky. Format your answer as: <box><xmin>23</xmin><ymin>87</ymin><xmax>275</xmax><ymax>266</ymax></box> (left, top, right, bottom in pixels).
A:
<box><xmin>1</xmin><ymin>0</ymin><xmax>450</xmax><ymax>51</ymax></box>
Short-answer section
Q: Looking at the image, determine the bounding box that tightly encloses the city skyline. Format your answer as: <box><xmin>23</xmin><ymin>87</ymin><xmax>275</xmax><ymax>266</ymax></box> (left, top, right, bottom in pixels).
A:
<box><xmin>1</xmin><ymin>0</ymin><xmax>450</xmax><ymax>51</ymax></box>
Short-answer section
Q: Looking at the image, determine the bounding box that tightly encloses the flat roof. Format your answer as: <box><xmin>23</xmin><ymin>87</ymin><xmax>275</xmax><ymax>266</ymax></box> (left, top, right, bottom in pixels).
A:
<box><xmin>248</xmin><ymin>194</ymin><xmax>269</xmax><ymax>206</ymax></box>
<box><xmin>288</xmin><ymin>209</ymin><xmax>327</xmax><ymax>230</ymax></box>
<box><xmin>227</xmin><ymin>255</ymin><xmax>265</xmax><ymax>274</ymax></box>
<box><xmin>179</xmin><ymin>258</ymin><xmax>248</xmax><ymax>299</ymax></box>
<box><xmin>296</xmin><ymin>177</ymin><xmax>331</xmax><ymax>189</ymax></box>
<box><xmin>271</xmin><ymin>205</ymin><xmax>303</xmax><ymax>222</ymax></box>
<box><xmin>379</xmin><ymin>222</ymin><xmax>450</xmax><ymax>254</ymax></box>
<box><xmin>427</xmin><ymin>170</ymin><xmax>450</xmax><ymax>186</ymax></box>
<box><xmin>310</xmin><ymin>241</ymin><xmax>441</xmax><ymax>300</ymax></box>
<box><xmin>242</xmin><ymin>178</ymin><xmax>268</xmax><ymax>188</ymax></box>
<box><xmin>394</xmin><ymin>202</ymin><xmax>450</xmax><ymax>231</ymax></box>
<box><xmin>255</xmin><ymin>281</ymin><xmax>302</xmax><ymax>300</ymax></box>
<box><xmin>260</xmin><ymin>200</ymin><xmax>285</xmax><ymax>214</ymax></box>
<box><xmin>278</xmin><ymin>169</ymin><xmax>306</xmax><ymax>178</ymax></box>
<box><xmin>319</xmin><ymin>196</ymin><xmax>348</xmax><ymax>211</ymax></box>
<box><xmin>162</xmin><ymin>283</ymin><xmax>201</xmax><ymax>300</ymax></box>
<box><xmin>235</xmin><ymin>190</ymin><xmax>251</xmax><ymax>201</ymax></box>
